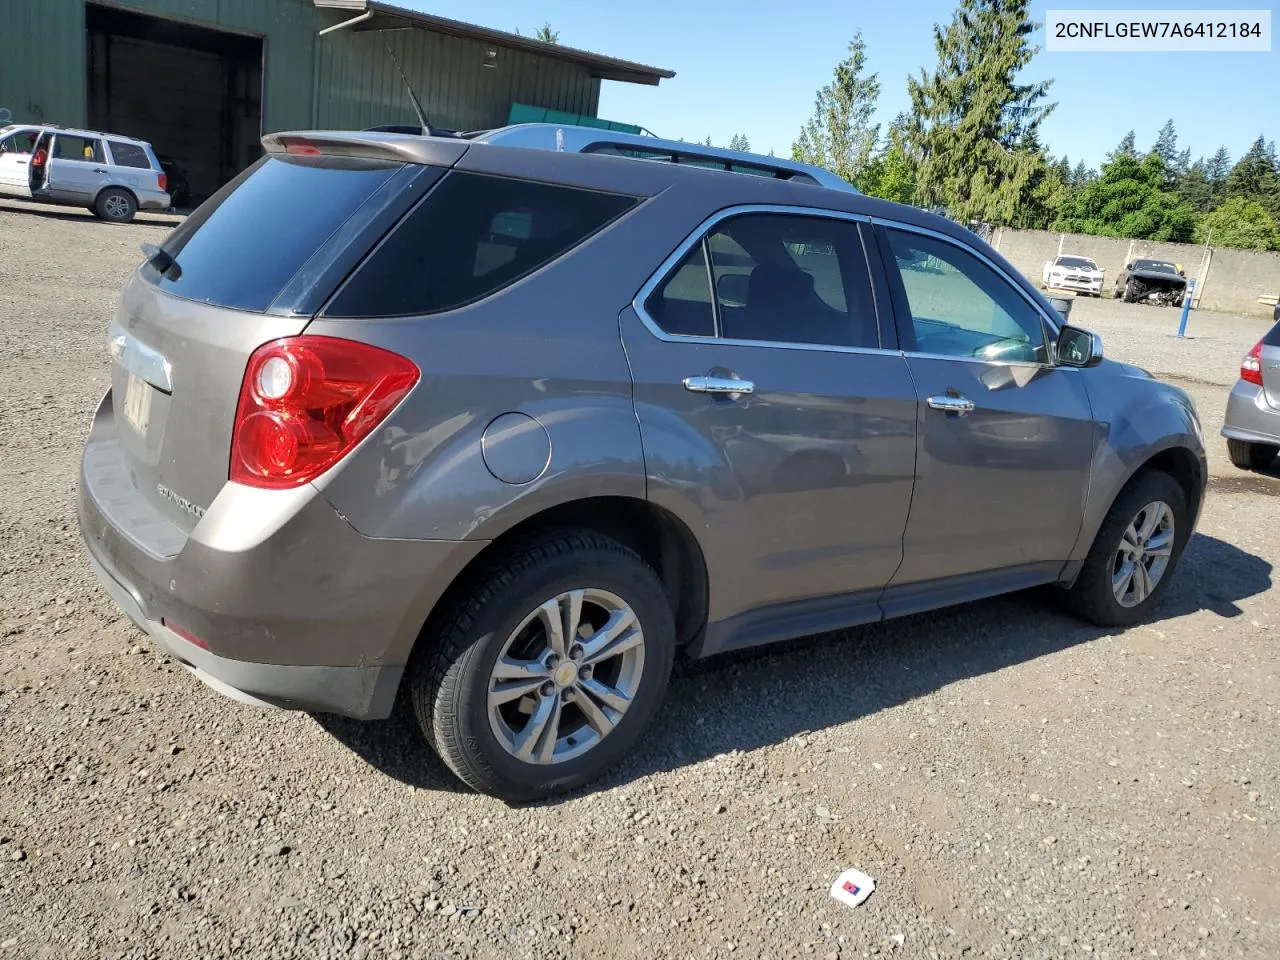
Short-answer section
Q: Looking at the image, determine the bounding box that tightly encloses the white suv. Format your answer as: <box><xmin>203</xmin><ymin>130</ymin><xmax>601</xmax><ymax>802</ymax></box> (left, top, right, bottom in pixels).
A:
<box><xmin>0</xmin><ymin>124</ymin><xmax>171</xmax><ymax>223</ymax></box>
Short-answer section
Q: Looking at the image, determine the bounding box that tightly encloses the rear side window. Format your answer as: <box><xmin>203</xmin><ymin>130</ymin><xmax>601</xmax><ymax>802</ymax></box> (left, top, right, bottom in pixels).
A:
<box><xmin>1263</xmin><ymin>320</ymin><xmax>1280</xmax><ymax>348</ymax></box>
<box><xmin>144</xmin><ymin>155</ymin><xmax>402</xmax><ymax>312</ymax></box>
<box><xmin>645</xmin><ymin>213</ymin><xmax>879</xmax><ymax>349</ymax></box>
<box><xmin>54</xmin><ymin>135</ymin><xmax>105</xmax><ymax>163</ymax></box>
<box><xmin>326</xmin><ymin>172</ymin><xmax>637</xmax><ymax>318</ymax></box>
<box><xmin>108</xmin><ymin>141</ymin><xmax>151</xmax><ymax>168</ymax></box>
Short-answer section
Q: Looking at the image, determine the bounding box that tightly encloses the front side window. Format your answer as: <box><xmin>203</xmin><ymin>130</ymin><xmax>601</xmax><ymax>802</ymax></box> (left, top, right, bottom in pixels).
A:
<box><xmin>327</xmin><ymin>172</ymin><xmax>637</xmax><ymax>318</ymax></box>
<box><xmin>648</xmin><ymin>213</ymin><xmax>878</xmax><ymax>348</ymax></box>
<box><xmin>886</xmin><ymin>229</ymin><xmax>1049</xmax><ymax>364</ymax></box>
<box><xmin>53</xmin><ymin>135</ymin><xmax>105</xmax><ymax>163</ymax></box>
<box><xmin>0</xmin><ymin>131</ymin><xmax>38</xmax><ymax>155</ymax></box>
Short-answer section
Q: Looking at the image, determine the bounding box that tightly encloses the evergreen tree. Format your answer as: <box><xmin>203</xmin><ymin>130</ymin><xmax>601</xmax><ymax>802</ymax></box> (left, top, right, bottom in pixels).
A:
<box><xmin>535</xmin><ymin>23</ymin><xmax>559</xmax><ymax>43</ymax></box>
<box><xmin>728</xmin><ymin>133</ymin><xmax>752</xmax><ymax>152</ymax></box>
<box><xmin>1070</xmin><ymin>161</ymin><xmax>1095</xmax><ymax>191</ymax></box>
<box><xmin>1225</xmin><ymin>136</ymin><xmax>1280</xmax><ymax>218</ymax></box>
<box><xmin>791</xmin><ymin>32</ymin><xmax>881</xmax><ymax>187</ymax></box>
<box><xmin>1151</xmin><ymin>119</ymin><xmax>1178</xmax><ymax>168</ymax></box>
<box><xmin>906</xmin><ymin>0</ymin><xmax>1054</xmax><ymax>223</ymax></box>
<box><xmin>703</xmin><ymin>136</ymin><xmax>713</xmax><ymax>147</ymax></box>
<box><xmin>1176</xmin><ymin>159</ymin><xmax>1215</xmax><ymax>213</ymax></box>
<box><xmin>1206</xmin><ymin>146</ymin><xmax>1232</xmax><ymax>206</ymax></box>
<box><xmin>1109</xmin><ymin>130</ymin><xmax>1137</xmax><ymax>160</ymax></box>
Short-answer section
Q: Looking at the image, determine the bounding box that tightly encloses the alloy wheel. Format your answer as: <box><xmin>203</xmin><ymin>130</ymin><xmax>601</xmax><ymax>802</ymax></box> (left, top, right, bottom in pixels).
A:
<box><xmin>487</xmin><ymin>588</ymin><xmax>645</xmax><ymax>765</ymax></box>
<box><xmin>1111</xmin><ymin>500</ymin><xmax>1175</xmax><ymax>608</ymax></box>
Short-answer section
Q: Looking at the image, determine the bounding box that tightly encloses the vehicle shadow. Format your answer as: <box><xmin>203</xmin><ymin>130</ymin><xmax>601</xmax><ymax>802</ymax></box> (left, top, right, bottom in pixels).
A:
<box><xmin>315</xmin><ymin>532</ymin><xmax>1269</xmax><ymax>800</ymax></box>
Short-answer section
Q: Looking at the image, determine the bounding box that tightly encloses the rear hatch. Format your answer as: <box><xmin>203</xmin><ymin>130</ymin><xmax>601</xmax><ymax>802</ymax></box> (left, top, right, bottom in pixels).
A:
<box><xmin>105</xmin><ymin>136</ymin><xmax>458</xmax><ymax>534</ymax></box>
<box><xmin>1261</xmin><ymin>320</ymin><xmax>1280</xmax><ymax>409</ymax></box>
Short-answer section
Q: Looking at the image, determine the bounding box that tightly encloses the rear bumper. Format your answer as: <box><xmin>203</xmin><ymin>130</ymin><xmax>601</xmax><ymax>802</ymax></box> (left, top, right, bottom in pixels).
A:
<box><xmin>134</xmin><ymin>187</ymin><xmax>171</xmax><ymax>210</ymax></box>
<box><xmin>1222</xmin><ymin>380</ymin><xmax>1280</xmax><ymax>444</ymax></box>
<box><xmin>77</xmin><ymin>391</ymin><xmax>486</xmax><ymax>719</ymax></box>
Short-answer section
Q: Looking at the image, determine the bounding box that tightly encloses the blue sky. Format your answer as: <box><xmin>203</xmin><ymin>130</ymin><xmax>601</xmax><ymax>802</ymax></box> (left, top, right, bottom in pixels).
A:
<box><xmin>413</xmin><ymin>0</ymin><xmax>1276</xmax><ymax>170</ymax></box>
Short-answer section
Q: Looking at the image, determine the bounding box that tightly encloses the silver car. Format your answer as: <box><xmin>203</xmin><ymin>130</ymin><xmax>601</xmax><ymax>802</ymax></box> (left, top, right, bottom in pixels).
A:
<box><xmin>1223</xmin><ymin>320</ymin><xmax>1280</xmax><ymax>470</ymax></box>
<box><xmin>78</xmin><ymin>130</ymin><xmax>1207</xmax><ymax>802</ymax></box>
<box><xmin>0</xmin><ymin>124</ymin><xmax>170</xmax><ymax>222</ymax></box>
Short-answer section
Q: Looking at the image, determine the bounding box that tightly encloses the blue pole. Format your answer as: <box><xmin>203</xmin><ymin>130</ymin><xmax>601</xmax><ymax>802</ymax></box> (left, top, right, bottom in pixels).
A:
<box><xmin>1176</xmin><ymin>279</ymin><xmax>1195</xmax><ymax>337</ymax></box>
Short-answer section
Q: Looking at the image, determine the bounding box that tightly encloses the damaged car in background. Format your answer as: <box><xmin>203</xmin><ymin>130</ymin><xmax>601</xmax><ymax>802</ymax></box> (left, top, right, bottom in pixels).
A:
<box><xmin>1113</xmin><ymin>258</ymin><xmax>1188</xmax><ymax>306</ymax></box>
<box><xmin>1041</xmin><ymin>254</ymin><xmax>1104</xmax><ymax>296</ymax></box>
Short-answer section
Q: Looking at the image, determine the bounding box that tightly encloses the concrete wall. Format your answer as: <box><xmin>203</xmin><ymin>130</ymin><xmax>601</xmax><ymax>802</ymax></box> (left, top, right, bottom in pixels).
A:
<box><xmin>993</xmin><ymin>228</ymin><xmax>1278</xmax><ymax>318</ymax></box>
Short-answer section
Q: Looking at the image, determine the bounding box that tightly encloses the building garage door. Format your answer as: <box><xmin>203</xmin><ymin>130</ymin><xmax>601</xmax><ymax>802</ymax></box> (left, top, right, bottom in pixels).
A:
<box><xmin>86</xmin><ymin>3</ymin><xmax>263</xmax><ymax>207</ymax></box>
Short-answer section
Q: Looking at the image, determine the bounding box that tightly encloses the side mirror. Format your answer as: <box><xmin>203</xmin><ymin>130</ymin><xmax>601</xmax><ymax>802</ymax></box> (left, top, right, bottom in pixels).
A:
<box><xmin>1056</xmin><ymin>325</ymin><xmax>1104</xmax><ymax>368</ymax></box>
<box><xmin>1124</xmin><ymin>262</ymin><xmax>1133</xmax><ymax>270</ymax></box>
<box><xmin>1179</xmin><ymin>270</ymin><xmax>1186</xmax><ymax>277</ymax></box>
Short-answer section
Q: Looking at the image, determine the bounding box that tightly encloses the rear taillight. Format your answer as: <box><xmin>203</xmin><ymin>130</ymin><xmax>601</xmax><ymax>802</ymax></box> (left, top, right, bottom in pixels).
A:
<box><xmin>231</xmin><ymin>337</ymin><xmax>419</xmax><ymax>489</ymax></box>
<box><xmin>157</xmin><ymin>172</ymin><xmax>167</xmax><ymax>192</ymax></box>
<box><xmin>1242</xmin><ymin>341</ymin><xmax>1264</xmax><ymax>386</ymax></box>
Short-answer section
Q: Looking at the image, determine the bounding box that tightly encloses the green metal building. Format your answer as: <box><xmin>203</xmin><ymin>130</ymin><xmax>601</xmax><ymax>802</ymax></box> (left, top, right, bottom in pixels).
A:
<box><xmin>0</xmin><ymin>0</ymin><xmax>672</xmax><ymax>201</ymax></box>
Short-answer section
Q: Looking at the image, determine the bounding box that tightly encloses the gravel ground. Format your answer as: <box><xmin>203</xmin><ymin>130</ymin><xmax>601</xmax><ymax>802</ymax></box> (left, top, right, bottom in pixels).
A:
<box><xmin>1</xmin><ymin>198</ymin><xmax>1278</xmax><ymax>960</ymax></box>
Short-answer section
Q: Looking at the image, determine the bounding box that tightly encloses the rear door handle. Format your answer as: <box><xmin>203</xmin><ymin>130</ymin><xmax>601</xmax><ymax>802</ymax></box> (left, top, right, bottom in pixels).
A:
<box><xmin>93</xmin><ymin>168</ymin><xmax>108</xmax><ymax>173</ymax></box>
<box><xmin>926</xmin><ymin>394</ymin><xmax>975</xmax><ymax>415</ymax></box>
<box><xmin>683</xmin><ymin>375</ymin><xmax>754</xmax><ymax>396</ymax></box>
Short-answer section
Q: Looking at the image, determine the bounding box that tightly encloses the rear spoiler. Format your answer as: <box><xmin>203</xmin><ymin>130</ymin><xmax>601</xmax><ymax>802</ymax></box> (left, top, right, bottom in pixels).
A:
<box><xmin>262</xmin><ymin>131</ymin><xmax>468</xmax><ymax>167</ymax></box>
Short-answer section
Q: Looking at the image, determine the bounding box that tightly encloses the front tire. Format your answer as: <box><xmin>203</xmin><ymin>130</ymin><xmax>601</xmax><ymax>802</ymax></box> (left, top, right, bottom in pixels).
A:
<box><xmin>1227</xmin><ymin>438</ymin><xmax>1278</xmax><ymax>470</ymax></box>
<box><xmin>1062</xmin><ymin>470</ymin><xmax>1189</xmax><ymax>627</ymax></box>
<box><xmin>411</xmin><ymin>530</ymin><xmax>675</xmax><ymax>803</ymax></box>
<box><xmin>94</xmin><ymin>188</ymin><xmax>137</xmax><ymax>223</ymax></box>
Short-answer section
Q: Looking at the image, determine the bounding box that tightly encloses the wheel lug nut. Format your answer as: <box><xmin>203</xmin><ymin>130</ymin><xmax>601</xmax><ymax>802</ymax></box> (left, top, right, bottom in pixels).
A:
<box><xmin>580</xmin><ymin>666</ymin><xmax>592</xmax><ymax>681</ymax></box>
<box><xmin>546</xmin><ymin>654</ymin><xmax>559</xmax><ymax>668</ymax></box>
<box><xmin>539</xmin><ymin>681</ymin><xmax>555</xmax><ymax>697</ymax></box>
<box><xmin>561</xmin><ymin>688</ymin><xmax>573</xmax><ymax>702</ymax></box>
<box><xmin>569</xmin><ymin>644</ymin><xmax>583</xmax><ymax>661</ymax></box>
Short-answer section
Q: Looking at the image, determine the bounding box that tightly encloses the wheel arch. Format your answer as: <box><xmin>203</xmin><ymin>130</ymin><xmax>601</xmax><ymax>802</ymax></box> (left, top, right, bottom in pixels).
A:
<box><xmin>93</xmin><ymin>184</ymin><xmax>138</xmax><ymax>214</ymax></box>
<box><xmin>405</xmin><ymin>495</ymin><xmax>710</xmax><ymax>670</ymax></box>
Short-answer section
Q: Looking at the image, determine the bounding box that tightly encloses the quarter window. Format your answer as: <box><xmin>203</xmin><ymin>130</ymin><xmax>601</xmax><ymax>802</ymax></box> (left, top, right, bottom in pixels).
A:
<box><xmin>645</xmin><ymin>213</ymin><xmax>879</xmax><ymax>349</ymax></box>
<box><xmin>885</xmin><ymin>229</ymin><xmax>1049</xmax><ymax>364</ymax></box>
<box><xmin>327</xmin><ymin>172</ymin><xmax>637</xmax><ymax>318</ymax></box>
<box><xmin>107</xmin><ymin>141</ymin><xmax>152</xmax><ymax>169</ymax></box>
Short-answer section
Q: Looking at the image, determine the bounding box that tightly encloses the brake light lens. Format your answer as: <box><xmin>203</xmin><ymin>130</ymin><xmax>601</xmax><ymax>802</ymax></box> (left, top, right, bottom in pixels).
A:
<box><xmin>1242</xmin><ymin>341</ymin><xmax>1264</xmax><ymax>386</ymax></box>
<box><xmin>281</xmin><ymin>137</ymin><xmax>322</xmax><ymax>156</ymax></box>
<box><xmin>231</xmin><ymin>337</ymin><xmax>419</xmax><ymax>489</ymax></box>
<box><xmin>157</xmin><ymin>172</ymin><xmax>167</xmax><ymax>192</ymax></box>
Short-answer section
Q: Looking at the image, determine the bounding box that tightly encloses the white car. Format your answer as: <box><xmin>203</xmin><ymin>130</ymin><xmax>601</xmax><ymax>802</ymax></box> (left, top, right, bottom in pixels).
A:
<box><xmin>1041</xmin><ymin>254</ymin><xmax>1104</xmax><ymax>297</ymax></box>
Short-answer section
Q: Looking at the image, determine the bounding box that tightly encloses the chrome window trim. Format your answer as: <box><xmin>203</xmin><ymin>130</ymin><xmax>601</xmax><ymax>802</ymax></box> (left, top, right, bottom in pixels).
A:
<box><xmin>870</xmin><ymin>216</ymin><xmax>1066</xmax><ymax>369</ymax></box>
<box><xmin>631</xmin><ymin>203</ymin><xmax>900</xmax><ymax>357</ymax></box>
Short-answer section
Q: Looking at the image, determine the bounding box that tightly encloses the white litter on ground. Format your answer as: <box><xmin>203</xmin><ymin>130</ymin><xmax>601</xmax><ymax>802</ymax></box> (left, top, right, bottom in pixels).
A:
<box><xmin>829</xmin><ymin>867</ymin><xmax>876</xmax><ymax>909</ymax></box>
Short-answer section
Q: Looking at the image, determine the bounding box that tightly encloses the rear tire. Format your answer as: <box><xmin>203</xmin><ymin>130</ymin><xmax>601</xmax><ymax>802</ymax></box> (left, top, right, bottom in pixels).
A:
<box><xmin>94</xmin><ymin>188</ymin><xmax>137</xmax><ymax>223</ymax></box>
<box><xmin>1227</xmin><ymin>438</ymin><xmax>1278</xmax><ymax>471</ymax></box>
<box><xmin>410</xmin><ymin>530</ymin><xmax>675</xmax><ymax>803</ymax></box>
<box><xmin>1061</xmin><ymin>470</ymin><xmax>1189</xmax><ymax>628</ymax></box>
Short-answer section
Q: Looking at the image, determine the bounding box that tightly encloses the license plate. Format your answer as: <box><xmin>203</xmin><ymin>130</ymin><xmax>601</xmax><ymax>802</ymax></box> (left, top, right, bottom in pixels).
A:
<box><xmin>122</xmin><ymin>373</ymin><xmax>152</xmax><ymax>435</ymax></box>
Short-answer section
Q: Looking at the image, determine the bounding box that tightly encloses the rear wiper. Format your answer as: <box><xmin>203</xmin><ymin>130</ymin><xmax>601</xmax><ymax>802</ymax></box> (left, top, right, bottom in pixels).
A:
<box><xmin>141</xmin><ymin>243</ymin><xmax>181</xmax><ymax>280</ymax></box>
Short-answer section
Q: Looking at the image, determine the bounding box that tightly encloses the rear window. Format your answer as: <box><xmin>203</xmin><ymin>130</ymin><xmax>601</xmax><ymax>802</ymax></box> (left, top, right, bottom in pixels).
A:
<box><xmin>326</xmin><ymin>172</ymin><xmax>637</xmax><ymax>318</ymax></box>
<box><xmin>144</xmin><ymin>155</ymin><xmax>402</xmax><ymax>312</ymax></box>
<box><xmin>108</xmin><ymin>141</ymin><xmax>151</xmax><ymax>168</ymax></box>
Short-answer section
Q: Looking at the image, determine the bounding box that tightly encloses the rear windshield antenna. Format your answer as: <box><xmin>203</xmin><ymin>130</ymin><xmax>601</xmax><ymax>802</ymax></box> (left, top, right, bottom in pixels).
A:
<box><xmin>380</xmin><ymin>34</ymin><xmax>431</xmax><ymax>133</ymax></box>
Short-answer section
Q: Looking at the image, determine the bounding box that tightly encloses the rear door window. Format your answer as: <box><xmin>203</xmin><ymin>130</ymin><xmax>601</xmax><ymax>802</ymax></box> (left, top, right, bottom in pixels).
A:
<box><xmin>143</xmin><ymin>155</ymin><xmax>403</xmax><ymax>312</ymax></box>
<box><xmin>326</xmin><ymin>172</ymin><xmax>637</xmax><ymax>318</ymax></box>
<box><xmin>54</xmin><ymin>135</ymin><xmax>105</xmax><ymax>163</ymax></box>
<box><xmin>107</xmin><ymin>141</ymin><xmax>152</xmax><ymax>169</ymax></box>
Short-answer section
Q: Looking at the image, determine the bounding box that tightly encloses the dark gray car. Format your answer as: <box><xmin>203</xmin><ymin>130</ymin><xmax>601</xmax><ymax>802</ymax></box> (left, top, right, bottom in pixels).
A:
<box><xmin>78</xmin><ymin>131</ymin><xmax>1207</xmax><ymax>801</ymax></box>
<box><xmin>1222</xmin><ymin>319</ymin><xmax>1280</xmax><ymax>469</ymax></box>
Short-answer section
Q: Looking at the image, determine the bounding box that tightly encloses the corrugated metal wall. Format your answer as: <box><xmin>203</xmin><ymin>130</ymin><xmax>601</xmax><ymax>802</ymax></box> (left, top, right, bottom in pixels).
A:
<box><xmin>0</xmin><ymin>0</ymin><xmax>602</xmax><ymax>135</ymax></box>
<box><xmin>314</xmin><ymin>27</ymin><xmax>600</xmax><ymax>132</ymax></box>
<box><xmin>0</xmin><ymin>0</ymin><xmax>88</xmax><ymax>127</ymax></box>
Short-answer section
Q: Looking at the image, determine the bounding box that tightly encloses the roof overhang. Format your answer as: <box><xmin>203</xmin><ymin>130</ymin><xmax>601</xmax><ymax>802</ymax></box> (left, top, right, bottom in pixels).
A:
<box><xmin>313</xmin><ymin>0</ymin><xmax>675</xmax><ymax>86</ymax></box>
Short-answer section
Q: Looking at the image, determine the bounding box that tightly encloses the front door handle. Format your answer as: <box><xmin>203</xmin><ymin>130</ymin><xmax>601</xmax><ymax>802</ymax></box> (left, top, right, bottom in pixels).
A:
<box><xmin>93</xmin><ymin>168</ymin><xmax>108</xmax><ymax>174</ymax></box>
<box><xmin>926</xmin><ymin>394</ymin><xmax>975</xmax><ymax>415</ymax></box>
<box><xmin>683</xmin><ymin>375</ymin><xmax>754</xmax><ymax>396</ymax></box>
